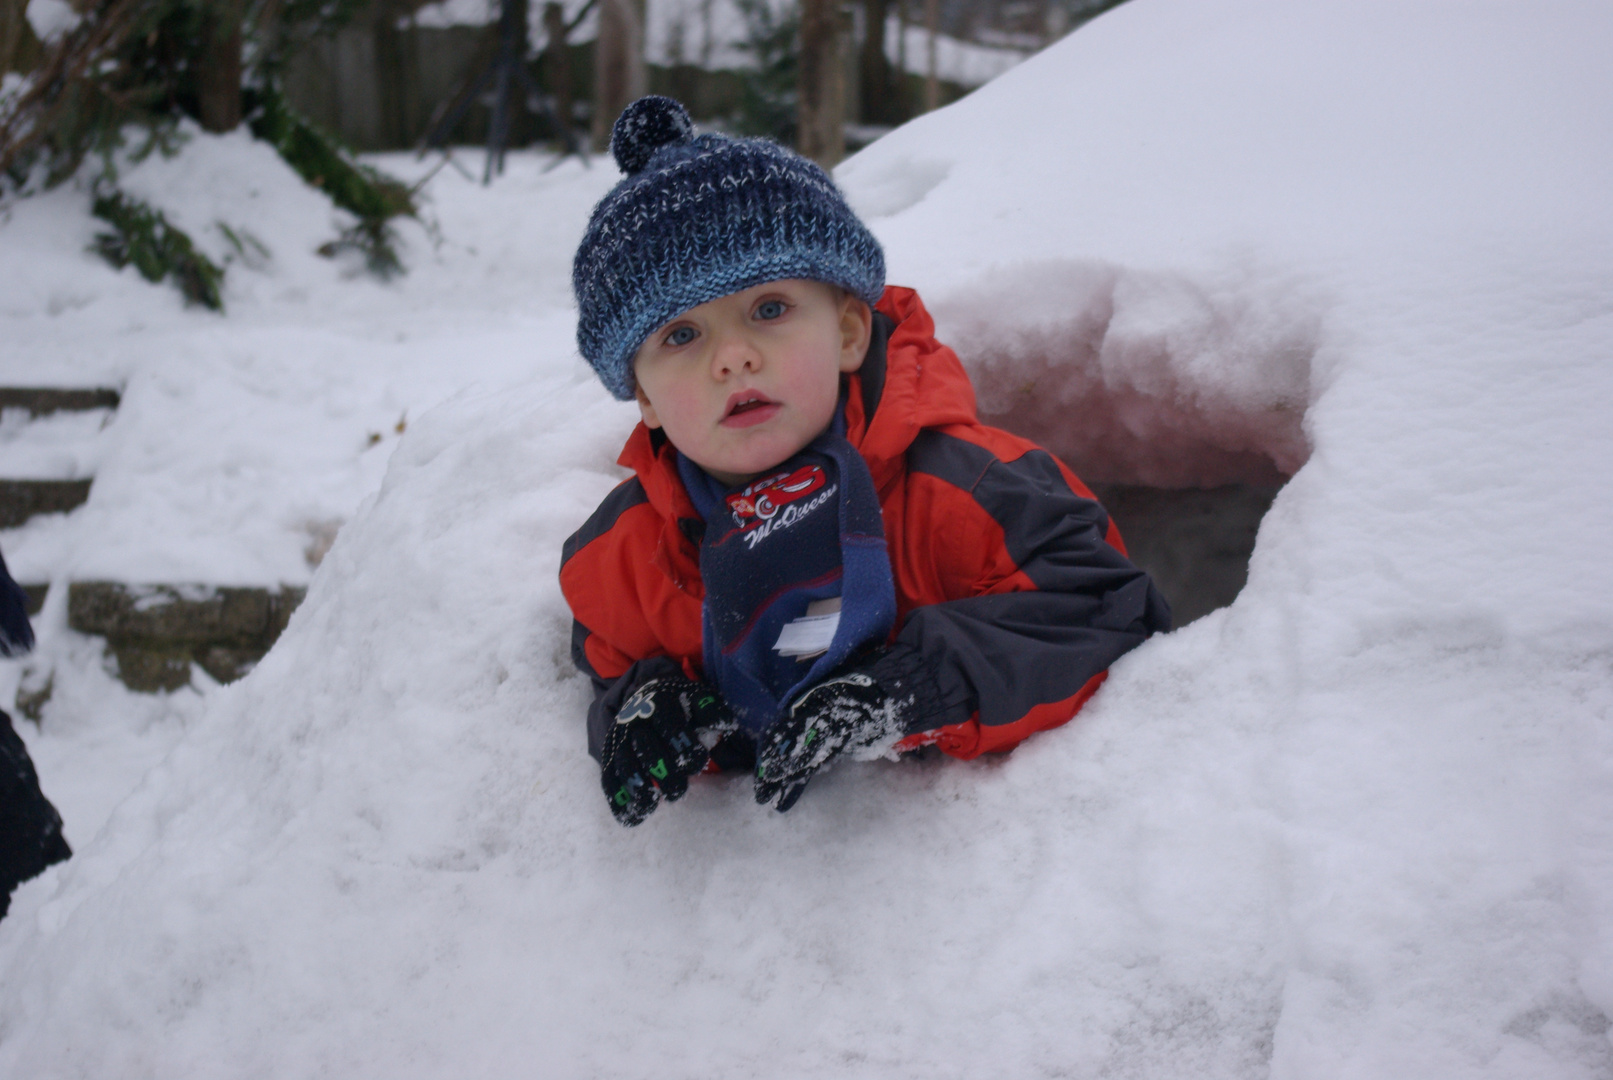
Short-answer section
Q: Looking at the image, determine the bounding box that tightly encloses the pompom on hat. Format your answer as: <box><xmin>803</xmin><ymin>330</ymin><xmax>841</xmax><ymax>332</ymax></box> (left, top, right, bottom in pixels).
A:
<box><xmin>573</xmin><ymin>96</ymin><xmax>886</xmax><ymax>401</ymax></box>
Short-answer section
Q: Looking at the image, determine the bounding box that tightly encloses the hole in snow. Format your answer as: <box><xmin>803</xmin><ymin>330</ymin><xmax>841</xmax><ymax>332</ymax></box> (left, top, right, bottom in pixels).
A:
<box><xmin>932</xmin><ymin>260</ymin><xmax>1319</xmax><ymax>626</ymax></box>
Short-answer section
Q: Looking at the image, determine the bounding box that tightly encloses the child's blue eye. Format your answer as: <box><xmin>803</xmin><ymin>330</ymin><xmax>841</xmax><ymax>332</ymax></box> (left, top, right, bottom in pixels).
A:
<box><xmin>665</xmin><ymin>326</ymin><xmax>697</xmax><ymax>346</ymax></box>
<box><xmin>755</xmin><ymin>300</ymin><xmax>786</xmax><ymax>321</ymax></box>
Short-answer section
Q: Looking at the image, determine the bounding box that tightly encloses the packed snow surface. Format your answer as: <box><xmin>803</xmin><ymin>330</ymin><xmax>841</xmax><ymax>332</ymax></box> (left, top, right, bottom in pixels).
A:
<box><xmin>3</xmin><ymin>0</ymin><xmax>1613</xmax><ymax>1076</ymax></box>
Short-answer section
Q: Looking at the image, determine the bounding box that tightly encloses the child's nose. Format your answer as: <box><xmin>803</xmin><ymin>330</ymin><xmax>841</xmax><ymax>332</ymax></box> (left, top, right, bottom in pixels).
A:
<box><xmin>712</xmin><ymin>336</ymin><xmax>763</xmax><ymax>378</ymax></box>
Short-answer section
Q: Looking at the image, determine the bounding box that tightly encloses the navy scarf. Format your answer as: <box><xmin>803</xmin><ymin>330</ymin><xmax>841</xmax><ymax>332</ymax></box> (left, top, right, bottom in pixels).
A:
<box><xmin>678</xmin><ymin>408</ymin><xmax>896</xmax><ymax>734</ymax></box>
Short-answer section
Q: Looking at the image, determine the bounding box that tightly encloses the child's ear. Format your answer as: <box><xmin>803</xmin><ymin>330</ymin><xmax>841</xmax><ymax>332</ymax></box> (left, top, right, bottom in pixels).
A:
<box><xmin>838</xmin><ymin>294</ymin><xmax>873</xmax><ymax>373</ymax></box>
<box><xmin>634</xmin><ymin>383</ymin><xmax>662</xmax><ymax>429</ymax></box>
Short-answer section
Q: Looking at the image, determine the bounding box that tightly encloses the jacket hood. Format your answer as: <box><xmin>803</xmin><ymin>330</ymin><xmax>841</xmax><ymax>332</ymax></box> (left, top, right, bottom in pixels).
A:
<box><xmin>844</xmin><ymin>286</ymin><xmax>979</xmax><ymax>493</ymax></box>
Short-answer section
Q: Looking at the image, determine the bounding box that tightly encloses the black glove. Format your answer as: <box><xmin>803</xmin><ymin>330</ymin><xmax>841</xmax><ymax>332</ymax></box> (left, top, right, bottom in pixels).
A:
<box><xmin>0</xmin><ymin>548</ymin><xmax>34</xmax><ymax>658</ymax></box>
<box><xmin>1</xmin><ymin>709</ymin><xmax>71</xmax><ymax>919</ymax></box>
<box><xmin>601</xmin><ymin>676</ymin><xmax>731</xmax><ymax>826</ymax></box>
<box><xmin>754</xmin><ymin>671</ymin><xmax>904</xmax><ymax>813</ymax></box>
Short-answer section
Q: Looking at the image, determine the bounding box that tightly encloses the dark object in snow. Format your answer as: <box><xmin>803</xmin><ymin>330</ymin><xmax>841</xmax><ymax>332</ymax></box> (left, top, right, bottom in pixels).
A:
<box><xmin>599</xmin><ymin>675</ymin><xmax>727</xmax><ymax>826</ymax></box>
<box><xmin>91</xmin><ymin>189</ymin><xmax>225</xmax><ymax>310</ymax></box>
<box><xmin>0</xmin><ymin>709</ymin><xmax>72</xmax><ymax>920</ymax></box>
<box><xmin>0</xmin><ymin>545</ymin><xmax>69</xmax><ymax>917</ymax></box>
<box><xmin>0</xmin><ymin>387</ymin><xmax>121</xmax><ymax>417</ymax></box>
<box><xmin>0</xmin><ymin>546</ymin><xmax>35</xmax><ymax>657</ymax></box>
<box><xmin>755</xmin><ymin>669</ymin><xmax>900</xmax><ymax>812</ymax></box>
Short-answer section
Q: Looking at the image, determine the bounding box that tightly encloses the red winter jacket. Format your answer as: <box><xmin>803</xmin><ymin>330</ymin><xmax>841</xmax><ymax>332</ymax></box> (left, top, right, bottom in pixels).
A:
<box><xmin>561</xmin><ymin>287</ymin><xmax>1170</xmax><ymax>763</ymax></box>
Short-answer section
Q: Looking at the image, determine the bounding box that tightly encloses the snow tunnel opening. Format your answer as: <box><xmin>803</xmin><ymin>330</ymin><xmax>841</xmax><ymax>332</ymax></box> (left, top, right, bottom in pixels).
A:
<box><xmin>932</xmin><ymin>260</ymin><xmax>1318</xmax><ymax>627</ymax></box>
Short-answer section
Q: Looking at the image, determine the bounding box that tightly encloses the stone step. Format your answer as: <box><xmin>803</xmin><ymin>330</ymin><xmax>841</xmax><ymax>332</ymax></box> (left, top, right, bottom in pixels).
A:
<box><xmin>0</xmin><ymin>387</ymin><xmax>121</xmax><ymax>416</ymax></box>
<box><xmin>0</xmin><ymin>387</ymin><xmax>116</xmax><ymax>525</ymax></box>
<box><xmin>0</xmin><ymin>478</ymin><xmax>94</xmax><ymax>528</ymax></box>
<box><xmin>65</xmin><ymin>581</ymin><xmax>307</xmax><ymax>692</ymax></box>
<box><xmin>19</xmin><ymin>582</ymin><xmax>46</xmax><ymax>616</ymax></box>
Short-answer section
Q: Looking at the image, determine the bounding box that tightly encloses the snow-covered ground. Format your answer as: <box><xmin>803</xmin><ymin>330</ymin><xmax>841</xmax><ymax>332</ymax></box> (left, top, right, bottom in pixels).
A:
<box><xmin>3</xmin><ymin>0</ymin><xmax>1613</xmax><ymax>1075</ymax></box>
<box><xmin>0</xmin><ymin>132</ymin><xmax>618</xmax><ymax>587</ymax></box>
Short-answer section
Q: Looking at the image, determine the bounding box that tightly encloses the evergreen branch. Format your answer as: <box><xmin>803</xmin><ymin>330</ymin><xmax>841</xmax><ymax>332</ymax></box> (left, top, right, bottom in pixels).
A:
<box><xmin>91</xmin><ymin>188</ymin><xmax>225</xmax><ymax>310</ymax></box>
<box><xmin>0</xmin><ymin>0</ymin><xmax>155</xmax><ymax>181</ymax></box>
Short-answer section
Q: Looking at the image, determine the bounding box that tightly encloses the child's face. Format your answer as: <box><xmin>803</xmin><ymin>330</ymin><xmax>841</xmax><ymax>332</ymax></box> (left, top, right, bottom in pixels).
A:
<box><xmin>632</xmin><ymin>280</ymin><xmax>872</xmax><ymax>487</ymax></box>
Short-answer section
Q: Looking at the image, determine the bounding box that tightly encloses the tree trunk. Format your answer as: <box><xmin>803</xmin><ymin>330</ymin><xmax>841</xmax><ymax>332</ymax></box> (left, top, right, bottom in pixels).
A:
<box><xmin>1</xmin><ymin>0</ymin><xmax>22</xmax><ymax>75</ymax></box>
<box><xmin>196</xmin><ymin>0</ymin><xmax>245</xmax><ymax>133</ymax></box>
<box><xmin>895</xmin><ymin>0</ymin><xmax>909</xmax><ymax>119</ymax></box>
<box><xmin>860</xmin><ymin>0</ymin><xmax>891</xmax><ymax>125</ymax></box>
<box><xmin>542</xmin><ymin>2</ymin><xmax>573</xmax><ymax>144</ymax></box>
<box><xmin>374</xmin><ymin>0</ymin><xmax>419</xmax><ymax>148</ymax></box>
<box><xmin>923</xmin><ymin>0</ymin><xmax>938</xmax><ymax>113</ymax></box>
<box><xmin>1</xmin><ymin>0</ymin><xmax>43</xmax><ymax>75</ymax></box>
<box><xmin>591</xmin><ymin>0</ymin><xmax>645</xmax><ymax>152</ymax></box>
<box><xmin>797</xmin><ymin>0</ymin><xmax>843</xmax><ymax>168</ymax></box>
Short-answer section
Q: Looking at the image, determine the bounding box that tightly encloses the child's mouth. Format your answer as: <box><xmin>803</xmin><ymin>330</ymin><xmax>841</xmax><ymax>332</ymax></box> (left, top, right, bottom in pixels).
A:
<box><xmin>723</xmin><ymin>393</ymin><xmax>781</xmax><ymax>428</ymax></box>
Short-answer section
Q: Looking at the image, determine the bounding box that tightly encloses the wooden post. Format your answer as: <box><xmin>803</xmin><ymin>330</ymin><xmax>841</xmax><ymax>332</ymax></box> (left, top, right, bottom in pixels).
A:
<box><xmin>798</xmin><ymin>0</ymin><xmax>843</xmax><ymax>168</ymax></box>
<box><xmin>374</xmin><ymin>0</ymin><xmax>417</xmax><ymax>149</ymax></box>
<box><xmin>923</xmin><ymin>0</ymin><xmax>938</xmax><ymax>113</ymax></box>
<box><xmin>2</xmin><ymin>0</ymin><xmax>42</xmax><ymax>75</ymax></box>
<box><xmin>542</xmin><ymin>1</ymin><xmax>573</xmax><ymax>144</ymax></box>
<box><xmin>591</xmin><ymin>0</ymin><xmax>646</xmax><ymax>152</ymax></box>
<box><xmin>860</xmin><ymin>0</ymin><xmax>891</xmax><ymax>124</ymax></box>
<box><xmin>196</xmin><ymin>0</ymin><xmax>246</xmax><ymax>132</ymax></box>
<box><xmin>895</xmin><ymin>0</ymin><xmax>908</xmax><ymax>118</ymax></box>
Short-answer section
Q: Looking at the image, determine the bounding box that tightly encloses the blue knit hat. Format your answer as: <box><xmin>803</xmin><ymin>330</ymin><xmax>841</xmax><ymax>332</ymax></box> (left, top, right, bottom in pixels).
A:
<box><xmin>573</xmin><ymin>96</ymin><xmax>886</xmax><ymax>401</ymax></box>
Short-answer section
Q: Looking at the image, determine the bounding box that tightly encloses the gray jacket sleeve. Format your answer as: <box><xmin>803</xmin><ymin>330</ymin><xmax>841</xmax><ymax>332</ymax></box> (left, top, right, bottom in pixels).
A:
<box><xmin>868</xmin><ymin>430</ymin><xmax>1171</xmax><ymax>736</ymax></box>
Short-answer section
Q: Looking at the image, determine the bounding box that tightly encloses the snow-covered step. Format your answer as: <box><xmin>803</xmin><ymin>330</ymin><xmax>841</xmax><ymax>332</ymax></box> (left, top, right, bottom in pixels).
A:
<box><xmin>0</xmin><ymin>387</ymin><xmax>121</xmax><ymax>416</ymax></box>
<box><xmin>0</xmin><ymin>386</ymin><xmax>118</xmax><ymax>530</ymax></box>
<box><xmin>0</xmin><ymin>405</ymin><xmax>114</xmax><ymax>480</ymax></box>
<box><xmin>66</xmin><ymin>581</ymin><xmax>307</xmax><ymax>692</ymax></box>
<box><xmin>17</xmin><ymin>581</ymin><xmax>46</xmax><ymax>616</ymax></box>
<box><xmin>0</xmin><ymin>388</ymin><xmax>311</xmax><ymax>695</ymax></box>
<box><xmin>0</xmin><ymin>479</ymin><xmax>95</xmax><ymax>528</ymax></box>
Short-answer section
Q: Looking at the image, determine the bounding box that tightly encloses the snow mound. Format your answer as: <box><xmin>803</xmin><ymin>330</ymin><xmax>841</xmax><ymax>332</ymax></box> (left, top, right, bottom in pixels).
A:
<box><xmin>0</xmin><ymin>132</ymin><xmax>617</xmax><ymax>587</ymax></box>
<box><xmin>0</xmin><ymin>376</ymin><xmax>1310</xmax><ymax>1078</ymax></box>
<box><xmin>3</xmin><ymin>0</ymin><xmax>1613</xmax><ymax>1076</ymax></box>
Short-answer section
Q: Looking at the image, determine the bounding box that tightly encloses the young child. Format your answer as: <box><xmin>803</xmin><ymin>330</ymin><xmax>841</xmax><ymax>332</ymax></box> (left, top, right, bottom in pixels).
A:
<box><xmin>562</xmin><ymin>97</ymin><xmax>1170</xmax><ymax>825</ymax></box>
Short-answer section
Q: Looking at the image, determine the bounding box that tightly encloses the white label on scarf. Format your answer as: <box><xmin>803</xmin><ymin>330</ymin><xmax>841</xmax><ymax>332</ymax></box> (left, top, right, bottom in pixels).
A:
<box><xmin>774</xmin><ymin>598</ymin><xmax>841</xmax><ymax>659</ymax></box>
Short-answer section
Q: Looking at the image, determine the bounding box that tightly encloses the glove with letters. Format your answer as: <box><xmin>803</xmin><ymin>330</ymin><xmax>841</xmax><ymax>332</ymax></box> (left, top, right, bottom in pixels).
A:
<box><xmin>601</xmin><ymin>676</ymin><xmax>732</xmax><ymax>826</ymax></box>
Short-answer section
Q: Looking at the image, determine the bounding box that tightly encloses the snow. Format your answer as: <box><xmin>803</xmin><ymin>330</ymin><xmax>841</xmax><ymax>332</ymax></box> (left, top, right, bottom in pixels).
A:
<box><xmin>2</xmin><ymin>0</ymin><xmax>1612</xmax><ymax>1076</ymax></box>
<box><xmin>885</xmin><ymin>15</ymin><xmax>1030</xmax><ymax>86</ymax></box>
<box><xmin>645</xmin><ymin>0</ymin><xmax>755</xmax><ymax>72</ymax></box>
<box><xmin>24</xmin><ymin>0</ymin><xmax>79</xmax><ymax>40</ymax></box>
<box><xmin>411</xmin><ymin>0</ymin><xmax>498</xmax><ymax>30</ymax></box>
<box><xmin>0</xmin><ymin>408</ymin><xmax>113</xmax><ymax>480</ymax></box>
<box><xmin>0</xmin><ymin>126</ymin><xmax>617</xmax><ymax>586</ymax></box>
<box><xmin>409</xmin><ymin>0</ymin><xmax>1027</xmax><ymax>85</ymax></box>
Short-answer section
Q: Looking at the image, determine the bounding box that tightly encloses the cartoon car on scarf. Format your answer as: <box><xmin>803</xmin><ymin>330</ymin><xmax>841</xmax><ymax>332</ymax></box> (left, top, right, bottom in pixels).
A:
<box><xmin>725</xmin><ymin>465</ymin><xmax>828</xmax><ymax>529</ymax></box>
